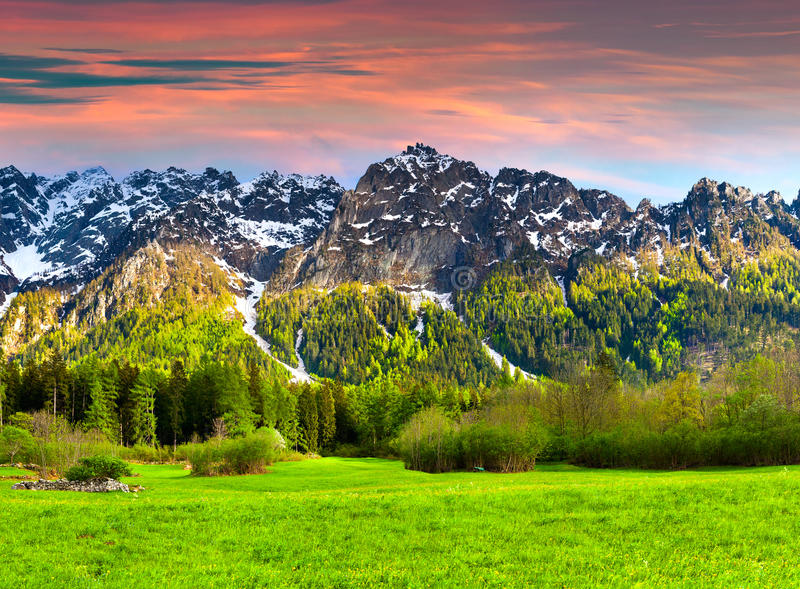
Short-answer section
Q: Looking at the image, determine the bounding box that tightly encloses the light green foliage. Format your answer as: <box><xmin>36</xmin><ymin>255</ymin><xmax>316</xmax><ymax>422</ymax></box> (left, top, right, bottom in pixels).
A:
<box><xmin>0</xmin><ymin>426</ymin><xmax>35</xmax><ymax>464</ymax></box>
<box><xmin>456</xmin><ymin>245</ymin><xmax>577</xmax><ymax>376</ymax></box>
<box><xmin>12</xmin><ymin>245</ymin><xmax>288</xmax><ymax>381</ymax></box>
<box><xmin>258</xmin><ymin>284</ymin><xmax>498</xmax><ymax>387</ymax></box>
<box><xmin>396</xmin><ymin>406</ymin><xmax>459</xmax><ymax>473</ymax></box>
<box><xmin>397</xmin><ymin>400</ymin><xmax>550</xmax><ymax>473</ymax></box>
<box><xmin>457</xmin><ymin>245</ymin><xmax>800</xmax><ymax>382</ymax></box>
<box><xmin>179</xmin><ymin>428</ymin><xmax>284</xmax><ymax>476</ymax></box>
<box><xmin>64</xmin><ymin>455</ymin><xmax>132</xmax><ymax>482</ymax></box>
<box><xmin>460</xmin><ymin>402</ymin><xmax>550</xmax><ymax>472</ymax></box>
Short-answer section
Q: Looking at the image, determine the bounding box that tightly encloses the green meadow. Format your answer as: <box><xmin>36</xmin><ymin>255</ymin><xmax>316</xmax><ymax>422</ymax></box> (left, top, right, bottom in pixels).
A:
<box><xmin>1</xmin><ymin>459</ymin><xmax>798</xmax><ymax>587</ymax></box>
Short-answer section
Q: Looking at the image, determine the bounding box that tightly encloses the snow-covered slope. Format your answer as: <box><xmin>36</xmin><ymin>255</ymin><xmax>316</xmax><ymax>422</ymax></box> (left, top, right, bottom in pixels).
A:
<box><xmin>0</xmin><ymin>165</ymin><xmax>345</xmax><ymax>296</ymax></box>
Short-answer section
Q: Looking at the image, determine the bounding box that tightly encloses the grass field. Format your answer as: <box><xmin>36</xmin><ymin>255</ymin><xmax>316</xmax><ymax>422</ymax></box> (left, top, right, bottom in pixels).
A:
<box><xmin>1</xmin><ymin>458</ymin><xmax>799</xmax><ymax>587</ymax></box>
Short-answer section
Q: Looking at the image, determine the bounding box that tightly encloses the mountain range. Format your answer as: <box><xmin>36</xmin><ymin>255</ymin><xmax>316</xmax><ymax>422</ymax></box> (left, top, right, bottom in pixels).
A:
<box><xmin>2</xmin><ymin>143</ymin><xmax>799</xmax><ymax>384</ymax></box>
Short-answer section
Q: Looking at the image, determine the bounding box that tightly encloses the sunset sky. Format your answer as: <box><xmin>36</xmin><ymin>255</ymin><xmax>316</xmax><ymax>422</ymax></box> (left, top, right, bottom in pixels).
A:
<box><xmin>1</xmin><ymin>0</ymin><xmax>798</xmax><ymax>204</ymax></box>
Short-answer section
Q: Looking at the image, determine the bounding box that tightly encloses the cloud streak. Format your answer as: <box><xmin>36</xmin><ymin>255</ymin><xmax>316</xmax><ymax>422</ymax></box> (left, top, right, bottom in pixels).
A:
<box><xmin>44</xmin><ymin>47</ymin><xmax>125</xmax><ymax>54</ymax></box>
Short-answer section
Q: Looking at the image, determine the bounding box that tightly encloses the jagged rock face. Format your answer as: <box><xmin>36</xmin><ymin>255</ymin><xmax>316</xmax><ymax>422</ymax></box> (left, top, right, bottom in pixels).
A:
<box><xmin>494</xmin><ymin>170</ymin><xmax>635</xmax><ymax>267</ymax></box>
<box><xmin>0</xmin><ymin>289</ymin><xmax>63</xmax><ymax>355</ymax></box>
<box><xmin>0</xmin><ymin>166</ymin><xmax>49</xmax><ymax>252</ymax></box>
<box><xmin>274</xmin><ymin>144</ymin><xmax>649</xmax><ymax>290</ymax></box>
<box><xmin>0</xmin><ymin>165</ymin><xmax>345</xmax><ymax>293</ymax></box>
<box><xmin>666</xmin><ymin>178</ymin><xmax>797</xmax><ymax>254</ymax></box>
<box><xmin>269</xmin><ymin>146</ymin><xmax>800</xmax><ymax>292</ymax></box>
<box><xmin>67</xmin><ymin>243</ymin><xmax>174</xmax><ymax>328</ymax></box>
<box><xmin>291</xmin><ymin>144</ymin><xmax>500</xmax><ymax>290</ymax></box>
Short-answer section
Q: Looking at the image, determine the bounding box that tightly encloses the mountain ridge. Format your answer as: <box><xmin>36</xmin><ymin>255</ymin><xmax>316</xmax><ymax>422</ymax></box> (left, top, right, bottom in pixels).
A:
<box><xmin>3</xmin><ymin>144</ymin><xmax>798</xmax><ymax>297</ymax></box>
<box><xmin>265</xmin><ymin>144</ymin><xmax>800</xmax><ymax>293</ymax></box>
<box><xmin>2</xmin><ymin>143</ymin><xmax>799</xmax><ymax>384</ymax></box>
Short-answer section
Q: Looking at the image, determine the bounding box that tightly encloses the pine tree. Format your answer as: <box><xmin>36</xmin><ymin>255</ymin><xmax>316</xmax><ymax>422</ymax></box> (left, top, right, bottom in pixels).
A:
<box><xmin>84</xmin><ymin>364</ymin><xmax>120</xmax><ymax>442</ymax></box>
<box><xmin>0</xmin><ymin>381</ymin><xmax>6</xmax><ymax>428</ymax></box>
<box><xmin>43</xmin><ymin>348</ymin><xmax>69</xmax><ymax>418</ymax></box>
<box><xmin>161</xmin><ymin>360</ymin><xmax>187</xmax><ymax>449</ymax></box>
<box><xmin>318</xmin><ymin>384</ymin><xmax>336</xmax><ymax>450</ymax></box>
<box><xmin>130</xmin><ymin>370</ymin><xmax>159</xmax><ymax>446</ymax></box>
<box><xmin>297</xmin><ymin>385</ymin><xmax>319</xmax><ymax>453</ymax></box>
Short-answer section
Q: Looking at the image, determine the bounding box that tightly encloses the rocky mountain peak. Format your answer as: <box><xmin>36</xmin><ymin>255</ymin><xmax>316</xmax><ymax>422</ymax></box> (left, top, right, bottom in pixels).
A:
<box><xmin>82</xmin><ymin>165</ymin><xmax>113</xmax><ymax>179</ymax></box>
<box><xmin>201</xmin><ymin>167</ymin><xmax>239</xmax><ymax>193</ymax></box>
<box><xmin>688</xmin><ymin>177</ymin><xmax>758</xmax><ymax>207</ymax></box>
<box><xmin>375</xmin><ymin>144</ymin><xmax>466</xmax><ymax>180</ymax></box>
<box><xmin>402</xmin><ymin>142</ymin><xmax>440</xmax><ymax>157</ymax></box>
<box><xmin>764</xmin><ymin>190</ymin><xmax>784</xmax><ymax>206</ymax></box>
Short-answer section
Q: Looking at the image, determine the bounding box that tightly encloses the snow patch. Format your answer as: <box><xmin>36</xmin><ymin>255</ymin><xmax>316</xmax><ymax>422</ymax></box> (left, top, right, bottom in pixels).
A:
<box><xmin>3</xmin><ymin>245</ymin><xmax>52</xmax><ymax>281</ymax></box>
<box><xmin>481</xmin><ymin>340</ymin><xmax>534</xmax><ymax>380</ymax></box>
<box><xmin>0</xmin><ymin>291</ymin><xmax>18</xmax><ymax>319</ymax></box>
<box><xmin>555</xmin><ymin>276</ymin><xmax>568</xmax><ymax>306</ymax></box>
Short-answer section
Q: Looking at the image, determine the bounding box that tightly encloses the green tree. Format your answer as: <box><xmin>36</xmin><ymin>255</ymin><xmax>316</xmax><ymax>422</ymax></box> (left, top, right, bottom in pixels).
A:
<box><xmin>157</xmin><ymin>359</ymin><xmax>187</xmax><ymax>449</ymax></box>
<box><xmin>318</xmin><ymin>383</ymin><xmax>336</xmax><ymax>450</ymax></box>
<box><xmin>130</xmin><ymin>370</ymin><xmax>161</xmax><ymax>446</ymax></box>
<box><xmin>43</xmin><ymin>348</ymin><xmax>69</xmax><ymax>418</ymax></box>
<box><xmin>0</xmin><ymin>426</ymin><xmax>34</xmax><ymax>464</ymax></box>
<box><xmin>297</xmin><ymin>385</ymin><xmax>319</xmax><ymax>453</ymax></box>
<box><xmin>83</xmin><ymin>363</ymin><xmax>120</xmax><ymax>442</ymax></box>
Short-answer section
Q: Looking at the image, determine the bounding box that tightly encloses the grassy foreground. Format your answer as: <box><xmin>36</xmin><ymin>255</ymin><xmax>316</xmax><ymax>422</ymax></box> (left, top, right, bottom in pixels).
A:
<box><xmin>1</xmin><ymin>459</ymin><xmax>799</xmax><ymax>587</ymax></box>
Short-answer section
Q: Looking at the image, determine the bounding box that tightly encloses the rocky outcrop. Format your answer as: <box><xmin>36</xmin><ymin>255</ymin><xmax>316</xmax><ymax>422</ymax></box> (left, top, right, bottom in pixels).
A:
<box><xmin>12</xmin><ymin>478</ymin><xmax>131</xmax><ymax>492</ymax></box>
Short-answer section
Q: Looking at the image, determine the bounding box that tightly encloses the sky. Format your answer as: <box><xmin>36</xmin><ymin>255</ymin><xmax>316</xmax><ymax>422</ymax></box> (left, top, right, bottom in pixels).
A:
<box><xmin>0</xmin><ymin>0</ymin><xmax>798</xmax><ymax>205</ymax></box>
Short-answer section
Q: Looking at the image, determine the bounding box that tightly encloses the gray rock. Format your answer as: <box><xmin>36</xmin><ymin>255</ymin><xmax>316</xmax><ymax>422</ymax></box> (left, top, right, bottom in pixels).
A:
<box><xmin>11</xmin><ymin>477</ymin><xmax>130</xmax><ymax>492</ymax></box>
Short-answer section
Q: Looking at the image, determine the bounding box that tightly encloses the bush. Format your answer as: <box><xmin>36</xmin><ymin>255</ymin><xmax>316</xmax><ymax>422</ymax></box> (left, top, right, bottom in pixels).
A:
<box><xmin>396</xmin><ymin>407</ymin><xmax>460</xmax><ymax>473</ymax></box>
<box><xmin>220</xmin><ymin>429</ymin><xmax>282</xmax><ymax>475</ymax></box>
<box><xmin>65</xmin><ymin>455</ymin><xmax>133</xmax><ymax>481</ymax></box>
<box><xmin>461</xmin><ymin>403</ymin><xmax>550</xmax><ymax>472</ymax></box>
<box><xmin>332</xmin><ymin>443</ymin><xmax>370</xmax><ymax>458</ymax></box>
<box><xmin>539</xmin><ymin>435</ymin><xmax>574</xmax><ymax>462</ymax></box>
<box><xmin>179</xmin><ymin>428</ymin><xmax>284</xmax><ymax>476</ymax></box>
<box><xmin>571</xmin><ymin>421</ymin><xmax>800</xmax><ymax>469</ymax></box>
<box><xmin>397</xmin><ymin>403</ymin><xmax>549</xmax><ymax>474</ymax></box>
<box><xmin>25</xmin><ymin>411</ymin><xmax>115</xmax><ymax>477</ymax></box>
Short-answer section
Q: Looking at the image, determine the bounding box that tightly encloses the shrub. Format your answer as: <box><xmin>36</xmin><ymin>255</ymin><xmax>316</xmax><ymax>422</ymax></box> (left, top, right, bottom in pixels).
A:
<box><xmin>65</xmin><ymin>455</ymin><xmax>133</xmax><ymax>481</ymax></box>
<box><xmin>461</xmin><ymin>403</ymin><xmax>550</xmax><ymax>472</ymax></box>
<box><xmin>397</xmin><ymin>403</ymin><xmax>550</xmax><ymax>474</ymax></box>
<box><xmin>396</xmin><ymin>407</ymin><xmax>460</xmax><ymax>473</ymax></box>
<box><xmin>219</xmin><ymin>429</ymin><xmax>283</xmax><ymax>475</ymax></box>
<box><xmin>182</xmin><ymin>442</ymin><xmax>218</xmax><ymax>476</ymax></box>
<box><xmin>119</xmin><ymin>444</ymin><xmax>173</xmax><ymax>464</ymax></box>
<box><xmin>25</xmin><ymin>411</ymin><xmax>115</xmax><ymax>477</ymax></box>
<box><xmin>333</xmin><ymin>443</ymin><xmax>370</xmax><ymax>458</ymax></box>
<box><xmin>571</xmin><ymin>421</ymin><xmax>800</xmax><ymax>469</ymax></box>
<box><xmin>180</xmin><ymin>428</ymin><xmax>284</xmax><ymax>476</ymax></box>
